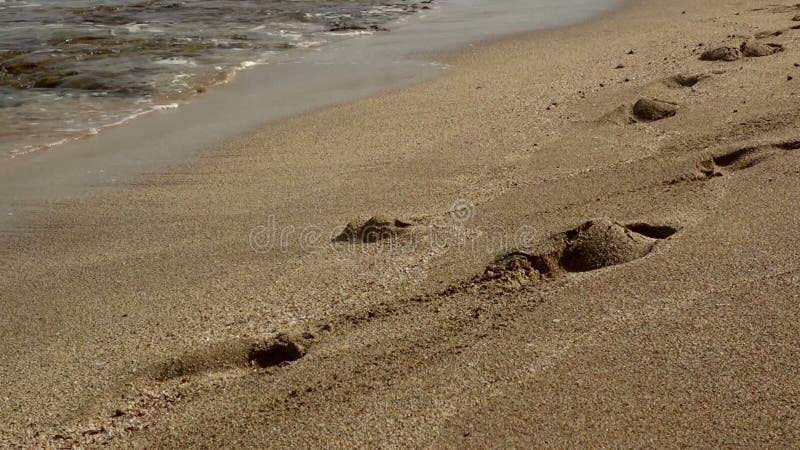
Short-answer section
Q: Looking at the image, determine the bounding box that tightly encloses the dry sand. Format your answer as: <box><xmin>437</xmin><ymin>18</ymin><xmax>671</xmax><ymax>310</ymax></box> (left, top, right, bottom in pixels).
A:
<box><xmin>3</xmin><ymin>0</ymin><xmax>800</xmax><ymax>447</ymax></box>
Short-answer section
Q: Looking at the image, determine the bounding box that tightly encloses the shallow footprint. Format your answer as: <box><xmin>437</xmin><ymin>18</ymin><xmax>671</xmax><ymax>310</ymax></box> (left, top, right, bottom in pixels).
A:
<box><xmin>704</xmin><ymin>144</ymin><xmax>782</xmax><ymax>178</ymax></box>
<box><xmin>663</xmin><ymin>73</ymin><xmax>710</xmax><ymax>88</ymax></box>
<box><xmin>149</xmin><ymin>333</ymin><xmax>311</xmax><ymax>382</ymax></box>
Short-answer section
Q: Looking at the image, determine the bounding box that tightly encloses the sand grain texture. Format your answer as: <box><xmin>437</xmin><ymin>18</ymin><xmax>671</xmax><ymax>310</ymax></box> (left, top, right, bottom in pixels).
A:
<box><xmin>2</xmin><ymin>0</ymin><xmax>800</xmax><ymax>448</ymax></box>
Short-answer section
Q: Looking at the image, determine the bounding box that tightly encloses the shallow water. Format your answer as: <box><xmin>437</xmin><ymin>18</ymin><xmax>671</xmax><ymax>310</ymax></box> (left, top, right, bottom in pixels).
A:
<box><xmin>0</xmin><ymin>0</ymin><xmax>434</xmax><ymax>156</ymax></box>
<box><xmin>0</xmin><ymin>0</ymin><xmax>623</xmax><ymax>231</ymax></box>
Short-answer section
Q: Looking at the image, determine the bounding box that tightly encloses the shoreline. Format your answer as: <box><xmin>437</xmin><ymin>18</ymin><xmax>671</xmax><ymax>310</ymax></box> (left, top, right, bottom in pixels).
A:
<box><xmin>0</xmin><ymin>0</ymin><xmax>622</xmax><ymax>232</ymax></box>
<box><xmin>4</xmin><ymin>0</ymin><xmax>800</xmax><ymax>447</ymax></box>
<box><xmin>0</xmin><ymin>0</ymin><xmax>442</xmax><ymax>160</ymax></box>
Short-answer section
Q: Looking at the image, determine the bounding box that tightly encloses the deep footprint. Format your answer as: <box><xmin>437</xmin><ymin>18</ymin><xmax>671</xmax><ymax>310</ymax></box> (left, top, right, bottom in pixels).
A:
<box><xmin>485</xmin><ymin>219</ymin><xmax>679</xmax><ymax>281</ymax></box>
<box><xmin>248</xmin><ymin>336</ymin><xmax>307</xmax><ymax>368</ymax></box>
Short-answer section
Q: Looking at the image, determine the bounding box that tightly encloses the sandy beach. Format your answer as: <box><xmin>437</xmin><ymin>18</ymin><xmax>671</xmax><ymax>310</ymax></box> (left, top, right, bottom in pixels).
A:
<box><xmin>3</xmin><ymin>0</ymin><xmax>800</xmax><ymax>447</ymax></box>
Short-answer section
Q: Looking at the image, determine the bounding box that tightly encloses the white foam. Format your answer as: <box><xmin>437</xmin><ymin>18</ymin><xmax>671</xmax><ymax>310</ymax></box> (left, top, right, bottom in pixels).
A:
<box><xmin>294</xmin><ymin>41</ymin><xmax>324</xmax><ymax>48</ymax></box>
<box><xmin>152</xmin><ymin>103</ymin><xmax>179</xmax><ymax>112</ymax></box>
<box><xmin>156</xmin><ymin>58</ymin><xmax>196</xmax><ymax>66</ymax></box>
<box><xmin>8</xmin><ymin>104</ymin><xmax>179</xmax><ymax>159</ymax></box>
<box><xmin>325</xmin><ymin>30</ymin><xmax>374</xmax><ymax>37</ymax></box>
<box><xmin>125</xmin><ymin>24</ymin><xmax>145</xmax><ymax>33</ymax></box>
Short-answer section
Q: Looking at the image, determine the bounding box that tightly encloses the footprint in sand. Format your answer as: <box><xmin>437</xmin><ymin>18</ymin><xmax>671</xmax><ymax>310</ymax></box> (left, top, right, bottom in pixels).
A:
<box><xmin>247</xmin><ymin>335</ymin><xmax>308</xmax><ymax>369</ymax></box>
<box><xmin>671</xmin><ymin>139</ymin><xmax>800</xmax><ymax>184</ymax></box>
<box><xmin>150</xmin><ymin>332</ymin><xmax>313</xmax><ymax>382</ymax></box>
<box><xmin>701</xmin><ymin>147</ymin><xmax>768</xmax><ymax>175</ymax></box>
<box><xmin>700</xmin><ymin>41</ymin><xmax>783</xmax><ymax>61</ymax></box>
<box><xmin>484</xmin><ymin>219</ymin><xmax>680</xmax><ymax>282</ymax></box>
<box><xmin>333</xmin><ymin>215</ymin><xmax>416</xmax><ymax>243</ymax></box>
<box><xmin>679</xmin><ymin>147</ymin><xmax>771</xmax><ymax>183</ymax></box>
<box><xmin>40</xmin><ymin>330</ymin><xmax>319</xmax><ymax>446</ymax></box>
<box><xmin>663</xmin><ymin>73</ymin><xmax>710</xmax><ymax>88</ymax></box>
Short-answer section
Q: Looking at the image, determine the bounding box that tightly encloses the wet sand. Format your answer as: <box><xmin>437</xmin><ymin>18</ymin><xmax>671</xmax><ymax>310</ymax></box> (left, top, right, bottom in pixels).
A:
<box><xmin>3</xmin><ymin>0</ymin><xmax>800</xmax><ymax>447</ymax></box>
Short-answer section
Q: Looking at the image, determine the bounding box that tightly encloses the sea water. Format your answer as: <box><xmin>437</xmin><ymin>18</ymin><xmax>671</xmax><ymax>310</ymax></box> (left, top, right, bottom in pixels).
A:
<box><xmin>0</xmin><ymin>0</ymin><xmax>434</xmax><ymax>156</ymax></box>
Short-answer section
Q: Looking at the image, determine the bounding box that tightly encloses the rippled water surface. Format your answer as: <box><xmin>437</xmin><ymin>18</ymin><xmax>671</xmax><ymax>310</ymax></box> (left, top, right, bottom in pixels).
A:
<box><xmin>0</xmin><ymin>0</ymin><xmax>433</xmax><ymax>156</ymax></box>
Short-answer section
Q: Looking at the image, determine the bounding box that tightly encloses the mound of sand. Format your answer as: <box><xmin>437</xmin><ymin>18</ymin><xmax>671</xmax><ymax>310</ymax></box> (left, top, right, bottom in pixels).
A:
<box><xmin>559</xmin><ymin>219</ymin><xmax>657</xmax><ymax>272</ymax></box>
<box><xmin>334</xmin><ymin>216</ymin><xmax>415</xmax><ymax>243</ymax></box>
<box><xmin>484</xmin><ymin>252</ymin><xmax>551</xmax><ymax>281</ymax></box>
<box><xmin>599</xmin><ymin>104</ymin><xmax>637</xmax><ymax>125</ymax></box>
<box><xmin>699</xmin><ymin>46</ymin><xmax>742</xmax><ymax>61</ymax></box>
<box><xmin>632</xmin><ymin>98</ymin><xmax>679</xmax><ymax>122</ymax></box>
<box><xmin>740</xmin><ymin>40</ymin><xmax>783</xmax><ymax>57</ymax></box>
